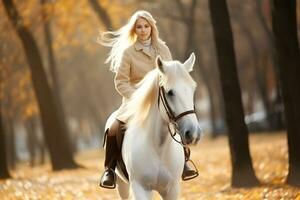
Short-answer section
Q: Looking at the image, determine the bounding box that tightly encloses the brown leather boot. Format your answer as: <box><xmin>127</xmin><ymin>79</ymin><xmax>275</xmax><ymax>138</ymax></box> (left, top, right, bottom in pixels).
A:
<box><xmin>182</xmin><ymin>146</ymin><xmax>198</xmax><ymax>181</ymax></box>
<box><xmin>100</xmin><ymin>120</ymin><xmax>126</xmax><ymax>189</ymax></box>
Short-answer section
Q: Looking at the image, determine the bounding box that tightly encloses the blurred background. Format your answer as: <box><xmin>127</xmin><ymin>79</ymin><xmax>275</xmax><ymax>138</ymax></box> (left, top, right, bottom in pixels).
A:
<box><xmin>0</xmin><ymin>0</ymin><xmax>299</xmax><ymax>169</ymax></box>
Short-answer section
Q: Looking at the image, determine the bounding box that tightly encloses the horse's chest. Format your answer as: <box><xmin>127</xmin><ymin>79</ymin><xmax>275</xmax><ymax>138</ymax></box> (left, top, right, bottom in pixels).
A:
<box><xmin>135</xmin><ymin>160</ymin><xmax>174</xmax><ymax>189</ymax></box>
<box><xmin>123</xmin><ymin>128</ymin><xmax>183</xmax><ymax>189</ymax></box>
<box><xmin>126</xmin><ymin>144</ymin><xmax>171</xmax><ymax>180</ymax></box>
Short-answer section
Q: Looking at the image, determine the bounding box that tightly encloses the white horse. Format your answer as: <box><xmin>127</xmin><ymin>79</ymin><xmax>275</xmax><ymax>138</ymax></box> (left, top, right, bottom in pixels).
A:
<box><xmin>105</xmin><ymin>53</ymin><xmax>201</xmax><ymax>200</ymax></box>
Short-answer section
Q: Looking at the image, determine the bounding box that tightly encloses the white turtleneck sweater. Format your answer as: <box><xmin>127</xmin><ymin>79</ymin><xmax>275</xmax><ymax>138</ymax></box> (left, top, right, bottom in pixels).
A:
<box><xmin>138</xmin><ymin>37</ymin><xmax>156</xmax><ymax>57</ymax></box>
<box><xmin>138</xmin><ymin>37</ymin><xmax>152</xmax><ymax>50</ymax></box>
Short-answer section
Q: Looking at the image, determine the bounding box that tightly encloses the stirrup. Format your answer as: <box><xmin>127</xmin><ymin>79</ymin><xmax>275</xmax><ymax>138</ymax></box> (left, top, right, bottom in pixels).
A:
<box><xmin>99</xmin><ymin>168</ymin><xmax>116</xmax><ymax>189</ymax></box>
<box><xmin>182</xmin><ymin>159</ymin><xmax>199</xmax><ymax>181</ymax></box>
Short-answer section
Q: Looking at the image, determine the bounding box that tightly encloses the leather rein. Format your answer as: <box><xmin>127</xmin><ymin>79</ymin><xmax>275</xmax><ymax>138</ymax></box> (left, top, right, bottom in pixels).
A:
<box><xmin>158</xmin><ymin>86</ymin><xmax>196</xmax><ymax>146</ymax></box>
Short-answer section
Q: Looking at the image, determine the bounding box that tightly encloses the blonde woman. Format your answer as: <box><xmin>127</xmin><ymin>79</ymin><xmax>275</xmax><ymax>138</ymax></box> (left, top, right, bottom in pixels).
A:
<box><xmin>99</xmin><ymin>10</ymin><xmax>198</xmax><ymax>189</ymax></box>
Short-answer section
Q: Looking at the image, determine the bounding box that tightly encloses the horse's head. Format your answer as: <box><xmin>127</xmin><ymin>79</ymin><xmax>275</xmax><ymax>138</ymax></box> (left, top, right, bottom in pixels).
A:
<box><xmin>156</xmin><ymin>53</ymin><xmax>202</xmax><ymax>145</ymax></box>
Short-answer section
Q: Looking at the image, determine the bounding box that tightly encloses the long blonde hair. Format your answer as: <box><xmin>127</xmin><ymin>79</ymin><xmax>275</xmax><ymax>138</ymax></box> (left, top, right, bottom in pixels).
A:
<box><xmin>98</xmin><ymin>10</ymin><xmax>163</xmax><ymax>72</ymax></box>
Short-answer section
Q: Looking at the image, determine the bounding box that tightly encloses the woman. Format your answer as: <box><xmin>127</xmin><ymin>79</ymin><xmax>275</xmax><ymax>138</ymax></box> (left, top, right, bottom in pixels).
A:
<box><xmin>99</xmin><ymin>10</ymin><xmax>198</xmax><ymax>189</ymax></box>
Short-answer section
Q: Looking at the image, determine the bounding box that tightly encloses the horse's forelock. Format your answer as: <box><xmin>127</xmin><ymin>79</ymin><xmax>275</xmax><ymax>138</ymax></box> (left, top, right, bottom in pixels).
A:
<box><xmin>162</xmin><ymin>61</ymin><xmax>197</xmax><ymax>89</ymax></box>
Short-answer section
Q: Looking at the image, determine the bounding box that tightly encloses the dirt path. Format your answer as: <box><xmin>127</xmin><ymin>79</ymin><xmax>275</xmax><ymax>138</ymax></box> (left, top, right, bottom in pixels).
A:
<box><xmin>0</xmin><ymin>133</ymin><xmax>299</xmax><ymax>199</ymax></box>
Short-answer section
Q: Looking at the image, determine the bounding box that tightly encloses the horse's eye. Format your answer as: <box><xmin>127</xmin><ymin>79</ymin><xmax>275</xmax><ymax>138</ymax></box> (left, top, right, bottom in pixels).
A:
<box><xmin>167</xmin><ymin>90</ymin><xmax>174</xmax><ymax>96</ymax></box>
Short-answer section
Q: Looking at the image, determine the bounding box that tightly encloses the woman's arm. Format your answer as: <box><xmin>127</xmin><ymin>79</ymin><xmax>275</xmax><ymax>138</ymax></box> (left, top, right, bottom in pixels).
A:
<box><xmin>160</xmin><ymin>43</ymin><xmax>172</xmax><ymax>61</ymax></box>
<box><xmin>114</xmin><ymin>49</ymin><xmax>135</xmax><ymax>99</ymax></box>
<box><xmin>165</xmin><ymin>45</ymin><xmax>172</xmax><ymax>61</ymax></box>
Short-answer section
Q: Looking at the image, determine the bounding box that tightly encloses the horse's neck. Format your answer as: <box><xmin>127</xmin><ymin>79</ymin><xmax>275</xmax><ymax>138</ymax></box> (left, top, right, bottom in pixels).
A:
<box><xmin>144</xmin><ymin>103</ymin><xmax>170</xmax><ymax>149</ymax></box>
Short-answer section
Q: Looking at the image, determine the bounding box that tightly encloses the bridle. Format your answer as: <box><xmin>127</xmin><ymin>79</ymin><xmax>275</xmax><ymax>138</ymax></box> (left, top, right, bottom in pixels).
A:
<box><xmin>158</xmin><ymin>85</ymin><xmax>199</xmax><ymax>178</ymax></box>
<box><xmin>158</xmin><ymin>85</ymin><xmax>197</xmax><ymax>145</ymax></box>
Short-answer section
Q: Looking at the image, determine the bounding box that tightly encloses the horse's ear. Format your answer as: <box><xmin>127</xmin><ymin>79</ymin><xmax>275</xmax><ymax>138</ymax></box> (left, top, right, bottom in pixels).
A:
<box><xmin>156</xmin><ymin>55</ymin><xmax>165</xmax><ymax>73</ymax></box>
<box><xmin>183</xmin><ymin>52</ymin><xmax>196</xmax><ymax>72</ymax></box>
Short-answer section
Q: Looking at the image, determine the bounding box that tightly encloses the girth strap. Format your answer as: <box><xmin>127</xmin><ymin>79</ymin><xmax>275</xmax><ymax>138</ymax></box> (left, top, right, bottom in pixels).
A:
<box><xmin>174</xmin><ymin>110</ymin><xmax>196</xmax><ymax>121</ymax></box>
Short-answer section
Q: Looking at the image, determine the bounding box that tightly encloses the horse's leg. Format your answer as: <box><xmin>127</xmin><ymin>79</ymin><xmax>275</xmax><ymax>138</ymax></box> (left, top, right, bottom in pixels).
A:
<box><xmin>159</xmin><ymin>183</ymin><xmax>180</xmax><ymax>200</ymax></box>
<box><xmin>131</xmin><ymin>180</ymin><xmax>152</xmax><ymax>200</ymax></box>
<box><xmin>116</xmin><ymin>176</ymin><xmax>130</xmax><ymax>200</ymax></box>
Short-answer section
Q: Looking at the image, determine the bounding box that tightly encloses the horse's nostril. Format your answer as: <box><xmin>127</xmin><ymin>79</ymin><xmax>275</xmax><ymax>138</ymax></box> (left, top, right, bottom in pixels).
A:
<box><xmin>185</xmin><ymin>130</ymin><xmax>192</xmax><ymax>140</ymax></box>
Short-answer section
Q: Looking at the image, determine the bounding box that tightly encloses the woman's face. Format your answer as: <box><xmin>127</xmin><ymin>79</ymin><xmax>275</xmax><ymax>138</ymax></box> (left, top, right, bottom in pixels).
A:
<box><xmin>134</xmin><ymin>17</ymin><xmax>152</xmax><ymax>41</ymax></box>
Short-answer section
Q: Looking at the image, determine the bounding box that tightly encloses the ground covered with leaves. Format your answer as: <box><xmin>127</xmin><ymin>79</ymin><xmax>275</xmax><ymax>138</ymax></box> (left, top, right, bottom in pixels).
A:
<box><xmin>0</xmin><ymin>132</ymin><xmax>300</xmax><ymax>199</ymax></box>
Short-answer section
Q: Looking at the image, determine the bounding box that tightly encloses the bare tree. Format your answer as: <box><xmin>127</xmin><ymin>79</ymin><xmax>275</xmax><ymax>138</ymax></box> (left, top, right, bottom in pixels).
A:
<box><xmin>0</xmin><ymin>105</ymin><xmax>10</xmax><ymax>178</ymax></box>
<box><xmin>40</xmin><ymin>0</ymin><xmax>77</xmax><ymax>153</ymax></box>
<box><xmin>2</xmin><ymin>92</ymin><xmax>17</xmax><ymax>170</ymax></box>
<box><xmin>160</xmin><ymin>0</ymin><xmax>222</xmax><ymax>136</ymax></box>
<box><xmin>272</xmin><ymin>0</ymin><xmax>300</xmax><ymax>186</ymax></box>
<box><xmin>3</xmin><ymin>0</ymin><xmax>78</xmax><ymax>170</ymax></box>
<box><xmin>209</xmin><ymin>0</ymin><xmax>259</xmax><ymax>187</ymax></box>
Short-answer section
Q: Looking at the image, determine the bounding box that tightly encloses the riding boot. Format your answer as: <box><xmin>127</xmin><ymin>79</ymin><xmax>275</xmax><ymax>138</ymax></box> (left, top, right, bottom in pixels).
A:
<box><xmin>182</xmin><ymin>146</ymin><xmax>199</xmax><ymax>181</ymax></box>
<box><xmin>99</xmin><ymin>135</ymin><xmax>118</xmax><ymax>189</ymax></box>
<box><xmin>100</xmin><ymin>120</ymin><xmax>125</xmax><ymax>189</ymax></box>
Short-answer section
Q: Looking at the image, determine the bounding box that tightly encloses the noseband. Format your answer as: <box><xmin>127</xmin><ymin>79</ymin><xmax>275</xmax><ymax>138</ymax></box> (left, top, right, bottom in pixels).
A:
<box><xmin>158</xmin><ymin>86</ymin><xmax>196</xmax><ymax>145</ymax></box>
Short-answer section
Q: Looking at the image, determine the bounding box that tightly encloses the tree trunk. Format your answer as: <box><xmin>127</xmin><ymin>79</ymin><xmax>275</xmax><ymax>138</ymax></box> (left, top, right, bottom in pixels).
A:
<box><xmin>236</xmin><ymin>20</ymin><xmax>273</xmax><ymax>130</ymax></box>
<box><xmin>255</xmin><ymin>0</ymin><xmax>284</xmax><ymax>130</ymax></box>
<box><xmin>6</xmin><ymin>120</ymin><xmax>16</xmax><ymax>170</ymax></box>
<box><xmin>208</xmin><ymin>0</ymin><xmax>259</xmax><ymax>187</ymax></box>
<box><xmin>0</xmin><ymin>107</ymin><xmax>10</xmax><ymax>179</ymax></box>
<box><xmin>34</xmin><ymin>118</ymin><xmax>47</xmax><ymax>165</ymax></box>
<box><xmin>88</xmin><ymin>0</ymin><xmax>113</xmax><ymax>30</ymax></box>
<box><xmin>183</xmin><ymin>0</ymin><xmax>197</xmax><ymax>59</ymax></box>
<box><xmin>25</xmin><ymin>118</ymin><xmax>37</xmax><ymax>167</ymax></box>
<box><xmin>206</xmin><ymin>83</ymin><xmax>219</xmax><ymax>137</ymax></box>
<box><xmin>271</xmin><ymin>0</ymin><xmax>300</xmax><ymax>186</ymax></box>
<box><xmin>3</xmin><ymin>0</ymin><xmax>78</xmax><ymax>170</ymax></box>
<box><xmin>173</xmin><ymin>0</ymin><xmax>220</xmax><ymax>136</ymax></box>
<box><xmin>2</xmin><ymin>84</ymin><xmax>17</xmax><ymax>170</ymax></box>
<box><xmin>40</xmin><ymin>0</ymin><xmax>77</xmax><ymax>154</ymax></box>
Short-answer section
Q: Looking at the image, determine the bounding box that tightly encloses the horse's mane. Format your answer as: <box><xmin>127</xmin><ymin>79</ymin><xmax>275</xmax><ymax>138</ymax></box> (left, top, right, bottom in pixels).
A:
<box><xmin>125</xmin><ymin>69</ymin><xmax>160</xmax><ymax>126</ymax></box>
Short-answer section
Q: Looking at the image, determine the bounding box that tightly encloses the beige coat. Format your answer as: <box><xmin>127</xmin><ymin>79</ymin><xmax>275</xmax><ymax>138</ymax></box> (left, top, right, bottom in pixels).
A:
<box><xmin>115</xmin><ymin>41</ymin><xmax>172</xmax><ymax>122</ymax></box>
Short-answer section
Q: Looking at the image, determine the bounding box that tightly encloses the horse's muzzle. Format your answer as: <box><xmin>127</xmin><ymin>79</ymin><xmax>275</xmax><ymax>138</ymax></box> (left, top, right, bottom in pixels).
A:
<box><xmin>180</xmin><ymin>123</ymin><xmax>202</xmax><ymax>145</ymax></box>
